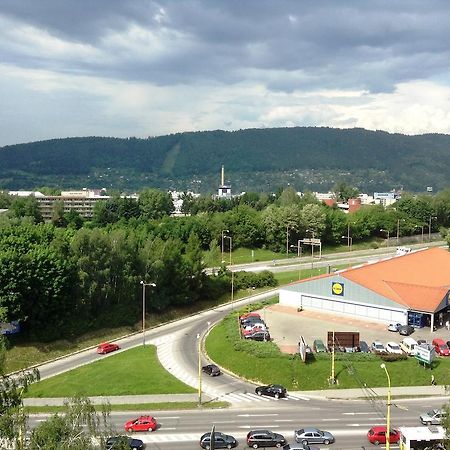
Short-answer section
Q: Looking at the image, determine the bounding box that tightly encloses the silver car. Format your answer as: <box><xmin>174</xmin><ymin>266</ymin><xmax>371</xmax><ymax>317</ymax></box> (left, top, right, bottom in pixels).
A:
<box><xmin>283</xmin><ymin>444</ymin><xmax>320</xmax><ymax>450</ymax></box>
<box><xmin>295</xmin><ymin>428</ymin><xmax>335</xmax><ymax>445</ymax></box>
<box><xmin>420</xmin><ymin>409</ymin><xmax>447</xmax><ymax>425</ymax></box>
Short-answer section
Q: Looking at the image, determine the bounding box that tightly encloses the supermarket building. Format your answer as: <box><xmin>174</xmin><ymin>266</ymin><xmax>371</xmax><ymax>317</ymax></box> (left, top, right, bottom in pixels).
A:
<box><xmin>278</xmin><ymin>247</ymin><xmax>450</xmax><ymax>332</ymax></box>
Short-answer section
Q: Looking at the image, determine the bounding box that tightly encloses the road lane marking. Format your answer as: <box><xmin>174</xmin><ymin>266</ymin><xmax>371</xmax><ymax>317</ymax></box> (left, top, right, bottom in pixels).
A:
<box><xmin>237</xmin><ymin>413</ymin><xmax>278</xmax><ymax>417</ymax></box>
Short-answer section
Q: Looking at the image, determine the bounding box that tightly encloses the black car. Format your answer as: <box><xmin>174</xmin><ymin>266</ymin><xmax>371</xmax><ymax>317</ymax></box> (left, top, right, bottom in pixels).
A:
<box><xmin>358</xmin><ymin>341</ymin><xmax>370</xmax><ymax>353</ymax></box>
<box><xmin>202</xmin><ymin>364</ymin><xmax>221</xmax><ymax>376</ymax></box>
<box><xmin>247</xmin><ymin>429</ymin><xmax>286</xmax><ymax>448</ymax></box>
<box><xmin>241</xmin><ymin>317</ymin><xmax>266</xmax><ymax>327</ymax></box>
<box><xmin>399</xmin><ymin>325</ymin><xmax>414</xmax><ymax>336</ymax></box>
<box><xmin>245</xmin><ymin>331</ymin><xmax>271</xmax><ymax>341</ymax></box>
<box><xmin>106</xmin><ymin>436</ymin><xmax>144</xmax><ymax>450</ymax></box>
<box><xmin>255</xmin><ymin>384</ymin><xmax>287</xmax><ymax>399</ymax></box>
<box><xmin>199</xmin><ymin>431</ymin><xmax>237</xmax><ymax>449</ymax></box>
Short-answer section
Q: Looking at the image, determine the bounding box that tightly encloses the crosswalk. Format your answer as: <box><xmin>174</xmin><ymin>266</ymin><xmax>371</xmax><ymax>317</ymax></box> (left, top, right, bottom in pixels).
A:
<box><xmin>149</xmin><ymin>335</ymin><xmax>310</xmax><ymax>404</ymax></box>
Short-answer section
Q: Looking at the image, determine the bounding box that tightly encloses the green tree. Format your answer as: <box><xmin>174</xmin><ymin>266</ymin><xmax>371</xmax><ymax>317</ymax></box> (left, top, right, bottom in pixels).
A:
<box><xmin>278</xmin><ymin>186</ymin><xmax>300</xmax><ymax>206</ymax></box>
<box><xmin>0</xmin><ymin>336</ymin><xmax>40</xmax><ymax>450</ymax></box>
<box><xmin>28</xmin><ymin>396</ymin><xmax>112</xmax><ymax>450</ymax></box>
<box><xmin>139</xmin><ymin>189</ymin><xmax>174</xmax><ymax>220</ymax></box>
<box><xmin>332</xmin><ymin>181</ymin><xmax>359</xmax><ymax>202</ymax></box>
<box><xmin>300</xmin><ymin>204</ymin><xmax>326</xmax><ymax>238</ymax></box>
<box><xmin>8</xmin><ymin>196</ymin><xmax>42</xmax><ymax>223</ymax></box>
<box><xmin>51</xmin><ymin>200</ymin><xmax>67</xmax><ymax>227</ymax></box>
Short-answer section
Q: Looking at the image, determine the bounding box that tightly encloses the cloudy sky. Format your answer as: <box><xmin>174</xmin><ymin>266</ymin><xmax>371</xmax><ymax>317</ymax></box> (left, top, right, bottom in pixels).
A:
<box><xmin>1</xmin><ymin>0</ymin><xmax>450</xmax><ymax>146</ymax></box>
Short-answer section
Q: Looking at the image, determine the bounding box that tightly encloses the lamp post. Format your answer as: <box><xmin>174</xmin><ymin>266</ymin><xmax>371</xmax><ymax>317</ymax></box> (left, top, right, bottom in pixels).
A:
<box><xmin>224</xmin><ymin>235</ymin><xmax>233</xmax><ymax>304</ymax></box>
<box><xmin>286</xmin><ymin>225</ymin><xmax>291</xmax><ymax>257</ymax></box>
<box><xmin>380</xmin><ymin>363</ymin><xmax>391</xmax><ymax>450</ymax></box>
<box><xmin>380</xmin><ymin>229</ymin><xmax>390</xmax><ymax>247</ymax></box>
<box><xmin>428</xmin><ymin>216</ymin><xmax>437</xmax><ymax>242</ymax></box>
<box><xmin>341</xmin><ymin>235</ymin><xmax>353</xmax><ymax>251</ymax></box>
<box><xmin>396</xmin><ymin>219</ymin><xmax>405</xmax><ymax>245</ymax></box>
<box><xmin>290</xmin><ymin>242</ymin><xmax>302</xmax><ymax>281</ymax></box>
<box><xmin>221</xmin><ymin>229</ymin><xmax>229</xmax><ymax>263</ymax></box>
<box><xmin>140</xmin><ymin>281</ymin><xmax>156</xmax><ymax>346</ymax></box>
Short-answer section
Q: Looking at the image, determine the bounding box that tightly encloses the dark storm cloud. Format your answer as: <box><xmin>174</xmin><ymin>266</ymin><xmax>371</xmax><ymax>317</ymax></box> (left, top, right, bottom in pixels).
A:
<box><xmin>1</xmin><ymin>0</ymin><xmax>450</xmax><ymax>92</ymax></box>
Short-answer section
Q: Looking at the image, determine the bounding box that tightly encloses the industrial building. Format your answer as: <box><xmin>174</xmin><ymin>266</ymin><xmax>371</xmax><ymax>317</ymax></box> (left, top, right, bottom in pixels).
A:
<box><xmin>279</xmin><ymin>247</ymin><xmax>450</xmax><ymax>331</ymax></box>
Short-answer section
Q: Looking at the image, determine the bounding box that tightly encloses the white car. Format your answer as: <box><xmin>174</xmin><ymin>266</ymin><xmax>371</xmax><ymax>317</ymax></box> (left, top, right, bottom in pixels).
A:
<box><xmin>371</xmin><ymin>341</ymin><xmax>386</xmax><ymax>353</ymax></box>
<box><xmin>385</xmin><ymin>342</ymin><xmax>402</xmax><ymax>354</ymax></box>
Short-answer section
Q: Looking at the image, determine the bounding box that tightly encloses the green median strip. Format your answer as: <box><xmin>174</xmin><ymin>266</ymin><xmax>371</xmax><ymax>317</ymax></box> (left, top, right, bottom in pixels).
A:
<box><xmin>25</xmin><ymin>401</ymin><xmax>230</xmax><ymax>414</ymax></box>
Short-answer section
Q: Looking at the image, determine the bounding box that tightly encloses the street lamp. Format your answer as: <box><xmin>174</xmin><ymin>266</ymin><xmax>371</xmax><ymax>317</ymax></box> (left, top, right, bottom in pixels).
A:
<box><xmin>341</xmin><ymin>235</ymin><xmax>353</xmax><ymax>251</ymax></box>
<box><xmin>290</xmin><ymin>242</ymin><xmax>302</xmax><ymax>281</ymax></box>
<box><xmin>221</xmin><ymin>229</ymin><xmax>229</xmax><ymax>262</ymax></box>
<box><xmin>396</xmin><ymin>219</ymin><xmax>405</xmax><ymax>245</ymax></box>
<box><xmin>140</xmin><ymin>281</ymin><xmax>156</xmax><ymax>346</ymax></box>
<box><xmin>224</xmin><ymin>235</ymin><xmax>234</xmax><ymax>304</ymax></box>
<box><xmin>286</xmin><ymin>225</ymin><xmax>291</xmax><ymax>257</ymax></box>
<box><xmin>428</xmin><ymin>216</ymin><xmax>437</xmax><ymax>242</ymax></box>
<box><xmin>380</xmin><ymin>229</ymin><xmax>390</xmax><ymax>247</ymax></box>
<box><xmin>380</xmin><ymin>363</ymin><xmax>391</xmax><ymax>450</ymax></box>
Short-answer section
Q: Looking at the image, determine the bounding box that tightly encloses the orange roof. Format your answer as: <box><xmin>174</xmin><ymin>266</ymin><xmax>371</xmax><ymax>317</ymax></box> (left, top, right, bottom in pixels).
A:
<box><xmin>341</xmin><ymin>247</ymin><xmax>450</xmax><ymax>312</ymax></box>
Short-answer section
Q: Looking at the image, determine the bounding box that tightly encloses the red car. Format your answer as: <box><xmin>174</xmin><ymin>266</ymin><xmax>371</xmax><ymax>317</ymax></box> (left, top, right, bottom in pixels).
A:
<box><xmin>240</xmin><ymin>312</ymin><xmax>261</xmax><ymax>322</ymax></box>
<box><xmin>242</xmin><ymin>325</ymin><xmax>266</xmax><ymax>336</ymax></box>
<box><xmin>125</xmin><ymin>416</ymin><xmax>158</xmax><ymax>432</ymax></box>
<box><xmin>96</xmin><ymin>342</ymin><xmax>120</xmax><ymax>355</ymax></box>
<box><xmin>367</xmin><ymin>426</ymin><xmax>400</xmax><ymax>445</ymax></box>
<box><xmin>432</xmin><ymin>338</ymin><xmax>450</xmax><ymax>356</ymax></box>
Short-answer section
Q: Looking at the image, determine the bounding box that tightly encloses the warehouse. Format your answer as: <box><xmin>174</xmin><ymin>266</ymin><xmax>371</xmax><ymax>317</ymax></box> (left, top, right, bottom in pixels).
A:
<box><xmin>278</xmin><ymin>247</ymin><xmax>450</xmax><ymax>331</ymax></box>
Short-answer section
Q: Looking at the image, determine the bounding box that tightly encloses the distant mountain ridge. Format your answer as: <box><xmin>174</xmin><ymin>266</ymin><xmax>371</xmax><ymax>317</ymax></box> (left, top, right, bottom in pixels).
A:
<box><xmin>0</xmin><ymin>127</ymin><xmax>449</xmax><ymax>192</ymax></box>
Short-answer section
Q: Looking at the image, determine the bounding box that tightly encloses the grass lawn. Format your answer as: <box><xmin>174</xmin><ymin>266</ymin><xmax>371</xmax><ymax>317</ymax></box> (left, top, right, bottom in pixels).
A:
<box><xmin>205</xmin><ymin>317</ymin><xmax>450</xmax><ymax>390</ymax></box>
<box><xmin>25</xmin><ymin>346</ymin><xmax>195</xmax><ymax>398</ymax></box>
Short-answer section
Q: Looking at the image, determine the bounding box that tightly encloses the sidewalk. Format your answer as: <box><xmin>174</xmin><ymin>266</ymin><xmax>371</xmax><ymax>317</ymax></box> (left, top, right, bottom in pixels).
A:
<box><xmin>295</xmin><ymin>385</ymin><xmax>449</xmax><ymax>400</ymax></box>
<box><xmin>23</xmin><ymin>385</ymin><xmax>449</xmax><ymax>406</ymax></box>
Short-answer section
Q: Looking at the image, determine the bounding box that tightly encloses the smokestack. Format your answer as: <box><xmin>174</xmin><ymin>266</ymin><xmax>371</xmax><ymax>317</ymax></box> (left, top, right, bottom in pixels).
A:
<box><xmin>221</xmin><ymin>165</ymin><xmax>224</xmax><ymax>186</ymax></box>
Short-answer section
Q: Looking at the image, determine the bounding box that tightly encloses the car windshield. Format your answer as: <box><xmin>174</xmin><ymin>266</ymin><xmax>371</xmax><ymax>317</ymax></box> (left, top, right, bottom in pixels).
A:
<box><xmin>440</xmin><ymin>345</ymin><xmax>448</xmax><ymax>350</ymax></box>
<box><xmin>390</xmin><ymin>345</ymin><xmax>400</xmax><ymax>349</ymax></box>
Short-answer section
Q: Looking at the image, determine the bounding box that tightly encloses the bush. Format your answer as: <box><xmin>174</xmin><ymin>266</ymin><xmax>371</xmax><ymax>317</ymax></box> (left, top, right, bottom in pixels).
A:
<box><xmin>314</xmin><ymin>352</ymin><xmax>378</xmax><ymax>362</ymax></box>
<box><xmin>380</xmin><ymin>353</ymin><xmax>407</xmax><ymax>362</ymax></box>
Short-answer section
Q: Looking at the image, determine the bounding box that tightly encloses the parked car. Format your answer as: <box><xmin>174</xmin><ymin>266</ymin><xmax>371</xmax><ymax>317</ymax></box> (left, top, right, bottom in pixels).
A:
<box><xmin>241</xmin><ymin>316</ymin><xmax>265</xmax><ymax>327</ymax></box>
<box><xmin>399</xmin><ymin>325</ymin><xmax>414</xmax><ymax>336</ymax></box>
<box><xmin>240</xmin><ymin>312</ymin><xmax>261</xmax><ymax>323</ymax></box>
<box><xmin>242</xmin><ymin>323</ymin><xmax>267</xmax><ymax>331</ymax></box>
<box><xmin>399</xmin><ymin>337</ymin><xmax>418</xmax><ymax>356</ymax></box>
<box><xmin>245</xmin><ymin>331</ymin><xmax>271</xmax><ymax>341</ymax></box>
<box><xmin>242</xmin><ymin>325</ymin><xmax>267</xmax><ymax>335</ymax></box>
<box><xmin>367</xmin><ymin>426</ymin><xmax>400</xmax><ymax>445</ymax></box>
<box><xmin>105</xmin><ymin>436</ymin><xmax>144</xmax><ymax>450</ymax></box>
<box><xmin>255</xmin><ymin>384</ymin><xmax>287</xmax><ymax>399</ymax></box>
<box><xmin>358</xmin><ymin>341</ymin><xmax>370</xmax><ymax>353</ymax></box>
<box><xmin>432</xmin><ymin>338</ymin><xmax>450</xmax><ymax>356</ymax></box>
<box><xmin>371</xmin><ymin>341</ymin><xmax>386</xmax><ymax>353</ymax></box>
<box><xmin>199</xmin><ymin>431</ymin><xmax>238</xmax><ymax>449</ymax></box>
<box><xmin>124</xmin><ymin>416</ymin><xmax>157</xmax><ymax>432</ymax></box>
<box><xmin>313</xmin><ymin>339</ymin><xmax>327</xmax><ymax>353</ymax></box>
<box><xmin>247</xmin><ymin>430</ymin><xmax>286</xmax><ymax>448</ymax></box>
<box><xmin>447</xmin><ymin>340</ymin><xmax>450</xmax><ymax>348</ymax></box>
<box><xmin>420</xmin><ymin>408</ymin><xmax>447</xmax><ymax>425</ymax></box>
<box><xmin>387</xmin><ymin>323</ymin><xmax>401</xmax><ymax>332</ymax></box>
<box><xmin>295</xmin><ymin>428</ymin><xmax>335</xmax><ymax>445</ymax></box>
<box><xmin>385</xmin><ymin>342</ymin><xmax>403</xmax><ymax>354</ymax></box>
<box><xmin>97</xmin><ymin>342</ymin><xmax>120</xmax><ymax>355</ymax></box>
<box><xmin>282</xmin><ymin>445</ymin><xmax>319</xmax><ymax>450</ymax></box>
<box><xmin>202</xmin><ymin>364</ymin><xmax>221</xmax><ymax>376</ymax></box>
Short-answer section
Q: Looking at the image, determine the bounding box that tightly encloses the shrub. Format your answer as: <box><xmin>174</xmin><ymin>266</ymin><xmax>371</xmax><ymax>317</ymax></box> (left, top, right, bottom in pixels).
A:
<box><xmin>380</xmin><ymin>353</ymin><xmax>407</xmax><ymax>362</ymax></box>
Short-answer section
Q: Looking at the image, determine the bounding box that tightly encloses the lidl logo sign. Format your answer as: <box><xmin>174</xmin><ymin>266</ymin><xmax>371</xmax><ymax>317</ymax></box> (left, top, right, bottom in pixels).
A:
<box><xmin>332</xmin><ymin>282</ymin><xmax>344</xmax><ymax>296</ymax></box>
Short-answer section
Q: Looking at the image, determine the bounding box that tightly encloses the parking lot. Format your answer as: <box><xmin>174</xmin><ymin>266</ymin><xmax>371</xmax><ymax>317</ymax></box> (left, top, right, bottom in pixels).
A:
<box><xmin>260</xmin><ymin>304</ymin><xmax>450</xmax><ymax>353</ymax></box>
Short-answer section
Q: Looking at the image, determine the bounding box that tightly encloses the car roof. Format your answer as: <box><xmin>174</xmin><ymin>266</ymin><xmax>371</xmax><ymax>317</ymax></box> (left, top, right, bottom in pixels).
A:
<box><xmin>387</xmin><ymin>342</ymin><xmax>399</xmax><ymax>346</ymax></box>
<box><xmin>301</xmin><ymin>427</ymin><xmax>321</xmax><ymax>433</ymax></box>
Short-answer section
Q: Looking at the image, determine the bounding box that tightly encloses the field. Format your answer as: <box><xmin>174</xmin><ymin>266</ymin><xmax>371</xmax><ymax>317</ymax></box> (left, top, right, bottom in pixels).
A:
<box><xmin>25</xmin><ymin>346</ymin><xmax>195</xmax><ymax>398</ymax></box>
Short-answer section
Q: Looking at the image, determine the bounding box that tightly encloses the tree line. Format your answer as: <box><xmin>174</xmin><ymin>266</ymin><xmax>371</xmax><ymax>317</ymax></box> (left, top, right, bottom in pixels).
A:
<box><xmin>1</xmin><ymin>186</ymin><xmax>450</xmax><ymax>340</ymax></box>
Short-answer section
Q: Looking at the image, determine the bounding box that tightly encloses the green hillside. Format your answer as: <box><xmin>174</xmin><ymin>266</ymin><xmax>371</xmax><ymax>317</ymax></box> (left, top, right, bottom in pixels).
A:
<box><xmin>0</xmin><ymin>127</ymin><xmax>449</xmax><ymax>192</ymax></box>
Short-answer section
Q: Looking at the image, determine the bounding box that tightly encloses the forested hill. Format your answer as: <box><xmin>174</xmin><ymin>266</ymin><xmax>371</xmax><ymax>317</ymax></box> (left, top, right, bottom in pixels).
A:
<box><xmin>1</xmin><ymin>127</ymin><xmax>450</xmax><ymax>192</ymax></box>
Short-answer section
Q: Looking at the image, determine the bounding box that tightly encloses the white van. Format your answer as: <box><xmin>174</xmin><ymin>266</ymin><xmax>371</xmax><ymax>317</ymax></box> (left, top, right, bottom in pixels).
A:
<box><xmin>400</xmin><ymin>337</ymin><xmax>418</xmax><ymax>356</ymax></box>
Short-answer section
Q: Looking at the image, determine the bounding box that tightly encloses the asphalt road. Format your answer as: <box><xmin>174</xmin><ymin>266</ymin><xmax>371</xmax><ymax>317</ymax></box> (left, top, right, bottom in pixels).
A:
<box><xmin>28</xmin><ymin>397</ymin><xmax>448</xmax><ymax>449</ymax></box>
